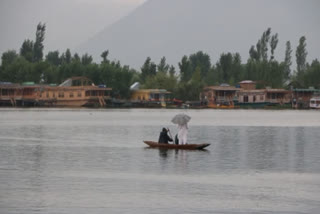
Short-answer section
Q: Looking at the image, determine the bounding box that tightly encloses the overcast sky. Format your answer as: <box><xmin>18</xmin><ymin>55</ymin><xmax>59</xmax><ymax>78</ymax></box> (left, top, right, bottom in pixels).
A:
<box><xmin>0</xmin><ymin>0</ymin><xmax>146</xmax><ymax>55</ymax></box>
<box><xmin>1</xmin><ymin>0</ymin><xmax>319</xmax><ymax>69</ymax></box>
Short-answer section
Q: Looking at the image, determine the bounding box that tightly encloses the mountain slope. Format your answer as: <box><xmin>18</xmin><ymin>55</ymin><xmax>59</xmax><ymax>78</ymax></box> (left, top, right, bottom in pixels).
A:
<box><xmin>77</xmin><ymin>0</ymin><xmax>320</xmax><ymax>69</ymax></box>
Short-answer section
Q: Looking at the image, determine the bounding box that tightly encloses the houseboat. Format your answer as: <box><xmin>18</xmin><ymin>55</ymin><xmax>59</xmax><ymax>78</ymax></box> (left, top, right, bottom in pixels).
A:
<box><xmin>237</xmin><ymin>89</ymin><xmax>268</xmax><ymax>108</ymax></box>
<box><xmin>201</xmin><ymin>84</ymin><xmax>239</xmax><ymax>109</ymax></box>
<box><xmin>0</xmin><ymin>77</ymin><xmax>112</xmax><ymax>107</ymax></box>
<box><xmin>130</xmin><ymin>89</ymin><xmax>171</xmax><ymax>107</ymax></box>
<box><xmin>39</xmin><ymin>77</ymin><xmax>111</xmax><ymax>107</ymax></box>
<box><xmin>265</xmin><ymin>88</ymin><xmax>291</xmax><ymax>106</ymax></box>
<box><xmin>0</xmin><ymin>82</ymin><xmax>22</xmax><ymax>106</ymax></box>
<box><xmin>236</xmin><ymin>80</ymin><xmax>291</xmax><ymax>108</ymax></box>
<box><xmin>310</xmin><ymin>97</ymin><xmax>320</xmax><ymax>109</ymax></box>
<box><xmin>292</xmin><ymin>88</ymin><xmax>320</xmax><ymax>109</ymax></box>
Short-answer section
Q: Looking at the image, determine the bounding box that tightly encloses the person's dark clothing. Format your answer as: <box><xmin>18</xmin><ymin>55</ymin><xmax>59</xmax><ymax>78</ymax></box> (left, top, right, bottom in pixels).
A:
<box><xmin>158</xmin><ymin>129</ymin><xmax>173</xmax><ymax>144</ymax></box>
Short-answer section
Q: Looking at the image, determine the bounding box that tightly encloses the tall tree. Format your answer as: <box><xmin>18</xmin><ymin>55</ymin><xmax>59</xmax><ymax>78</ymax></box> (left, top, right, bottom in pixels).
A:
<box><xmin>157</xmin><ymin>56</ymin><xmax>169</xmax><ymax>74</ymax></box>
<box><xmin>270</xmin><ymin>33</ymin><xmax>279</xmax><ymax>60</ymax></box>
<box><xmin>249</xmin><ymin>45</ymin><xmax>259</xmax><ymax>61</ymax></box>
<box><xmin>33</xmin><ymin>23</ymin><xmax>46</xmax><ymax>62</ymax></box>
<box><xmin>46</xmin><ymin>51</ymin><xmax>61</xmax><ymax>65</ymax></box>
<box><xmin>283</xmin><ymin>41</ymin><xmax>292</xmax><ymax>79</ymax></box>
<box><xmin>189</xmin><ymin>51</ymin><xmax>211</xmax><ymax>79</ymax></box>
<box><xmin>101</xmin><ymin>50</ymin><xmax>109</xmax><ymax>63</ymax></box>
<box><xmin>178</xmin><ymin>55</ymin><xmax>191</xmax><ymax>82</ymax></box>
<box><xmin>65</xmin><ymin>49</ymin><xmax>71</xmax><ymax>64</ymax></box>
<box><xmin>249</xmin><ymin>28</ymin><xmax>274</xmax><ymax>61</ymax></box>
<box><xmin>1</xmin><ymin>50</ymin><xmax>18</xmax><ymax>68</ymax></box>
<box><xmin>81</xmin><ymin>53</ymin><xmax>93</xmax><ymax>65</ymax></box>
<box><xmin>168</xmin><ymin>65</ymin><xmax>176</xmax><ymax>77</ymax></box>
<box><xmin>73</xmin><ymin>53</ymin><xmax>80</xmax><ymax>62</ymax></box>
<box><xmin>260</xmin><ymin>28</ymin><xmax>271</xmax><ymax>61</ymax></box>
<box><xmin>141</xmin><ymin>57</ymin><xmax>156</xmax><ymax>82</ymax></box>
<box><xmin>20</xmin><ymin>39</ymin><xmax>34</xmax><ymax>62</ymax></box>
<box><xmin>216</xmin><ymin>52</ymin><xmax>242</xmax><ymax>84</ymax></box>
<box><xmin>304</xmin><ymin>59</ymin><xmax>320</xmax><ymax>88</ymax></box>
<box><xmin>296</xmin><ymin>36</ymin><xmax>307</xmax><ymax>76</ymax></box>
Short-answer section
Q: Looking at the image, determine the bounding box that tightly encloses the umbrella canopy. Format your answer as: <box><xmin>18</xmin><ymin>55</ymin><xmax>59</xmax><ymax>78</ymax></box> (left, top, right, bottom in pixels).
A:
<box><xmin>171</xmin><ymin>113</ymin><xmax>191</xmax><ymax>125</ymax></box>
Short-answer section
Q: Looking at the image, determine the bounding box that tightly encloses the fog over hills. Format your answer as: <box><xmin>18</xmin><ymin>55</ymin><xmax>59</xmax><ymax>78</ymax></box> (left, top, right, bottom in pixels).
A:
<box><xmin>0</xmin><ymin>0</ymin><xmax>144</xmax><ymax>56</ymax></box>
<box><xmin>77</xmin><ymin>0</ymin><xmax>320</xmax><ymax>69</ymax></box>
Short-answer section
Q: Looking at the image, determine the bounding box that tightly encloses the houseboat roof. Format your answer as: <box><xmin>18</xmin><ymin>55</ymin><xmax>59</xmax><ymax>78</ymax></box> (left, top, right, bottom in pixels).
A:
<box><xmin>204</xmin><ymin>86</ymin><xmax>240</xmax><ymax>91</ymax></box>
<box><xmin>0</xmin><ymin>83</ymin><xmax>21</xmax><ymax>88</ymax></box>
<box><xmin>239</xmin><ymin>80</ymin><xmax>256</xmax><ymax>84</ymax></box>
<box><xmin>293</xmin><ymin>88</ymin><xmax>320</xmax><ymax>92</ymax></box>
<box><xmin>265</xmin><ymin>89</ymin><xmax>290</xmax><ymax>93</ymax></box>
<box><xmin>59</xmin><ymin>76</ymin><xmax>93</xmax><ymax>87</ymax></box>
<box><xmin>238</xmin><ymin>89</ymin><xmax>265</xmax><ymax>93</ymax></box>
<box><xmin>133</xmin><ymin>89</ymin><xmax>171</xmax><ymax>94</ymax></box>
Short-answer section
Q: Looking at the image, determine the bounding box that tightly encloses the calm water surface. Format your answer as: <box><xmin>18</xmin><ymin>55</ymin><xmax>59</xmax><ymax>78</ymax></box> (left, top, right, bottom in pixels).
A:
<box><xmin>0</xmin><ymin>108</ymin><xmax>320</xmax><ymax>214</ymax></box>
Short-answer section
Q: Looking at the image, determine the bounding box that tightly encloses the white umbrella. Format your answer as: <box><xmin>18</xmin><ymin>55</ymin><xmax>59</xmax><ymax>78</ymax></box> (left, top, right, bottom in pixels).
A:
<box><xmin>171</xmin><ymin>113</ymin><xmax>191</xmax><ymax>125</ymax></box>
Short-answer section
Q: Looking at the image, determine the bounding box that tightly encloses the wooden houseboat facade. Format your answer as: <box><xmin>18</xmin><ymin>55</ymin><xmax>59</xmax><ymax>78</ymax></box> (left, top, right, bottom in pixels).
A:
<box><xmin>310</xmin><ymin>97</ymin><xmax>320</xmax><ymax>109</ymax></box>
<box><xmin>130</xmin><ymin>89</ymin><xmax>171</xmax><ymax>107</ymax></box>
<box><xmin>292</xmin><ymin>88</ymin><xmax>320</xmax><ymax>109</ymax></box>
<box><xmin>0</xmin><ymin>77</ymin><xmax>111</xmax><ymax>107</ymax></box>
<box><xmin>201</xmin><ymin>85</ymin><xmax>239</xmax><ymax>108</ymax></box>
<box><xmin>265</xmin><ymin>88</ymin><xmax>291</xmax><ymax>106</ymax></box>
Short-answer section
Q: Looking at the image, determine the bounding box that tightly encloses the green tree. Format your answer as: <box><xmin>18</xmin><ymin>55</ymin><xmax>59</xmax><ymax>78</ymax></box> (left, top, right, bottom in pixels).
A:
<box><xmin>178</xmin><ymin>55</ymin><xmax>192</xmax><ymax>82</ymax></box>
<box><xmin>296</xmin><ymin>36</ymin><xmax>307</xmax><ymax>77</ymax></box>
<box><xmin>1</xmin><ymin>50</ymin><xmax>18</xmax><ymax>68</ymax></box>
<box><xmin>260</xmin><ymin>28</ymin><xmax>271</xmax><ymax>61</ymax></box>
<box><xmin>216</xmin><ymin>52</ymin><xmax>242</xmax><ymax>84</ymax></box>
<box><xmin>141</xmin><ymin>57</ymin><xmax>156</xmax><ymax>82</ymax></box>
<box><xmin>283</xmin><ymin>41</ymin><xmax>292</xmax><ymax>80</ymax></box>
<box><xmin>175</xmin><ymin>67</ymin><xmax>204</xmax><ymax>101</ymax></box>
<box><xmin>101</xmin><ymin>50</ymin><xmax>109</xmax><ymax>63</ymax></box>
<box><xmin>189</xmin><ymin>51</ymin><xmax>211</xmax><ymax>79</ymax></box>
<box><xmin>270</xmin><ymin>33</ymin><xmax>279</xmax><ymax>61</ymax></box>
<box><xmin>143</xmin><ymin>70</ymin><xmax>177</xmax><ymax>93</ymax></box>
<box><xmin>249</xmin><ymin>28</ymin><xmax>279</xmax><ymax>62</ymax></box>
<box><xmin>20</xmin><ymin>39</ymin><xmax>34</xmax><ymax>62</ymax></box>
<box><xmin>73</xmin><ymin>53</ymin><xmax>80</xmax><ymax>62</ymax></box>
<box><xmin>65</xmin><ymin>49</ymin><xmax>71</xmax><ymax>64</ymax></box>
<box><xmin>81</xmin><ymin>53</ymin><xmax>93</xmax><ymax>65</ymax></box>
<box><xmin>157</xmin><ymin>56</ymin><xmax>169</xmax><ymax>74</ymax></box>
<box><xmin>168</xmin><ymin>65</ymin><xmax>176</xmax><ymax>77</ymax></box>
<box><xmin>46</xmin><ymin>51</ymin><xmax>61</xmax><ymax>65</ymax></box>
<box><xmin>33</xmin><ymin>23</ymin><xmax>46</xmax><ymax>62</ymax></box>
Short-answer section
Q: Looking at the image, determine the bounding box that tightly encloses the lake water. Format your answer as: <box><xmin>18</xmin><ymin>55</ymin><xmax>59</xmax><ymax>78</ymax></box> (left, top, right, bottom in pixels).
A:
<box><xmin>0</xmin><ymin>108</ymin><xmax>320</xmax><ymax>214</ymax></box>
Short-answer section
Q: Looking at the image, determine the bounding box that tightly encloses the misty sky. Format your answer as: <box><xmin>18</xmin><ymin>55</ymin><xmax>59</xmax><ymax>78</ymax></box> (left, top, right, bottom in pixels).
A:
<box><xmin>1</xmin><ymin>0</ymin><xmax>319</xmax><ymax>69</ymax></box>
<box><xmin>0</xmin><ymin>0</ymin><xmax>146</xmax><ymax>55</ymax></box>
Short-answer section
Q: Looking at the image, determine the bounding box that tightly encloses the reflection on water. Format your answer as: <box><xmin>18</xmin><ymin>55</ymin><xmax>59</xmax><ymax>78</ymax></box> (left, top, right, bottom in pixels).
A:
<box><xmin>0</xmin><ymin>108</ymin><xmax>320</xmax><ymax>214</ymax></box>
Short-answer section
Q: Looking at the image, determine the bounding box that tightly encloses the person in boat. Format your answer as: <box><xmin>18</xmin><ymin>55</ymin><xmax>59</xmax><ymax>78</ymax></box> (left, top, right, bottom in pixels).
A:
<box><xmin>158</xmin><ymin>128</ymin><xmax>173</xmax><ymax>144</ymax></box>
<box><xmin>177</xmin><ymin>123</ymin><xmax>188</xmax><ymax>145</ymax></box>
<box><xmin>175</xmin><ymin>134</ymin><xmax>179</xmax><ymax>145</ymax></box>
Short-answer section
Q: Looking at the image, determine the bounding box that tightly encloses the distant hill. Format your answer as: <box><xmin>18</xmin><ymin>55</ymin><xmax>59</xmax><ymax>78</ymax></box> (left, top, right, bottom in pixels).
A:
<box><xmin>77</xmin><ymin>0</ymin><xmax>320</xmax><ymax>69</ymax></box>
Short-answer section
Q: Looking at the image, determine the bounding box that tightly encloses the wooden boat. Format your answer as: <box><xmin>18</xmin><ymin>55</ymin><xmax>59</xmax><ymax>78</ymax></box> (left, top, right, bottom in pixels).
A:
<box><xmin>144</xmin><ymin>141</ymin><xmax>210</xmax><ymax>150</ymax></box>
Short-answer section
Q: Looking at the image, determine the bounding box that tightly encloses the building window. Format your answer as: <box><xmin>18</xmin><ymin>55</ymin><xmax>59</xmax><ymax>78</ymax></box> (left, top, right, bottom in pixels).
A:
<box><xmin>58</xmin><ymin>92</ymin><xmax>64</xmax><ymax>98</ymax></box>
<box><xmin>260</xmin><ymin>95</ymin><xmax>264</xmax><ymax>100</ymax></box>
<box><xmin>244</xmin><ymin>96</ymin><xmax>248</xmax><ymax>103</ymax></box>
<box><xmin>70</xmin><ymin>92</ymin><xmax>74</xmax><ymax>98</ymax></box>
<box><xmin>53</xmin><ymin>92</ymin><xmax>56</xmax><ymax>98</ymax></box>
<box><xmin>78</xmin><ymin>91</ymin><xmax>82</xmax><ymax>97</ymax></box>
<box><xmin>46</xmin><ymin>92</ymin><xmax>49</xmax><ymax>98</ymax></box>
